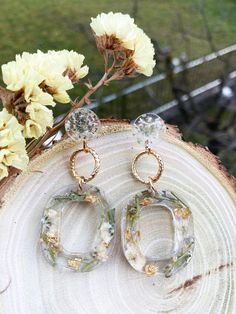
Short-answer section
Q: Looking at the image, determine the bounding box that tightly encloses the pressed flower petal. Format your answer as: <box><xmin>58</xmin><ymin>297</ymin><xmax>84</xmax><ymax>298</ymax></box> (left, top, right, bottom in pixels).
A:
<box><xmin>125</xmin><ymin>241</ymin><xmax>146</xmax><ymax>271</ymax></box>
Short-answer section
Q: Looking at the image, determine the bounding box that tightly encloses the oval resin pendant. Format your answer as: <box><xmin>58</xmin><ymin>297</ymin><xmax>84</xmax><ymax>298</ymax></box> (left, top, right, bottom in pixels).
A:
<box><xmin>40</xmin><ymin>184</ymin><xmax>115</xmax><ymax>272</ymax></box>
<box><xmin>121</xmin><ymin>189</ymin><xmax>194</xmax><ymax>277</ymax></box>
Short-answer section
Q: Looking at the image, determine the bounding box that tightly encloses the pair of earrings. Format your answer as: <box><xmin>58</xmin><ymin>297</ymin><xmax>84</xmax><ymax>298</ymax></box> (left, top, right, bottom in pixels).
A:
<box><xmin>40</xmin><ymin>109</ymin><xmax>195</xmax><ymax>277</ymax></box>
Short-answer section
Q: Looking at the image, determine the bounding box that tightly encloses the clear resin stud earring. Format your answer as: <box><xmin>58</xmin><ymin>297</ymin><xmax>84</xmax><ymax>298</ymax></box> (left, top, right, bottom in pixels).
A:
<box><xmin>121</xmin><ymin>113</ymin><xmax>194</xmax><ymax>277</ymax></box>
<box><xmin>40</xmin><ymin>108</ymin><xmax>115</xmax><ymax>272</ymax></box>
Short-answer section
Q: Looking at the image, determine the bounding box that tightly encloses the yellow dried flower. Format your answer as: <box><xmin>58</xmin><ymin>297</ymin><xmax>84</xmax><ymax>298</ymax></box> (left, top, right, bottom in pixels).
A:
<box><xmin>174</xmin><ymin>207</ymin><xmax>191</xmax><ymax>219</ymax></box>
<box><xmin>90</xmin><ymin>12</ymin><xmax>155</xmax><ymax>77</ymax></box>
<box><xmin>24</xmin><ymin>102</ymin><xmax>53</xmax><ymax>138</ymax></box>
<box><xmin>91</xmin><ymin>12</ymin><xmax>138</xmax><ymax>50</ymax></box>
<box><xmin>125</xmin><ymin>229</ymin><xmax>132</xmax><ymax>241</ymax></box>
<box><xmin>84</xmin><ymin>194</ymin><xmax>98</xmax><ymax>203</ymax></box>
<box><xmin>140</xmin><ymin>198</ymin><xmax>153</xmax><ymax>206</ymax></box>
<box><xmin>45</xmin><ymin>234</ymin><xmax>59</xmax><ymax>246</ymax></box>
<box><xmin>48</xmin><ymin>50</ymin><xmax>89</xmax><ymax>83</ymax></box>
<box><xmin>132</xmin><ymin>28</ymin><xmax>156</xmax><ymax>76</ymax></box>
<box><xmin>23</xmin><ymin>119</ymin><xmax>43</xmax><ymax>139</ymax></box>
<box><xmin>1</xmin><ymin>49</ymin><xmax>89</xmax><ymax>139</ymax></box>
<box><xmin>0</xmin><ymin>109</ymin><xmax>28</xmax><ymax>180</ymax></box>
<box><xmin>67</xmin><ymin>258</ymin><xmax>82</xmax><ymax>270</ymax></box>
<box><xmin>144</xmin><ymin>264</ymin><xmax>158</xmax><ymax>276</ymax></box>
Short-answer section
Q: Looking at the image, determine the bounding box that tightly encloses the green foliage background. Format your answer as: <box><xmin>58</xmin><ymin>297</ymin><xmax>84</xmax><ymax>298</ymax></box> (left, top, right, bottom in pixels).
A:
<box><xmin>0</xmin><ymin>0</ymin><xmax>235</xmax><ymax>117</ymax></box>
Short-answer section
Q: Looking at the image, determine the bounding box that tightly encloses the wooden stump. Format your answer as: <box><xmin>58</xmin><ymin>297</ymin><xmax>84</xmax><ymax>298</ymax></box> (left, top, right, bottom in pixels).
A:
<box><xmin>0</xmin><ymin>121</ymin><xmax>235</xmax><ymax>313</ymax></box>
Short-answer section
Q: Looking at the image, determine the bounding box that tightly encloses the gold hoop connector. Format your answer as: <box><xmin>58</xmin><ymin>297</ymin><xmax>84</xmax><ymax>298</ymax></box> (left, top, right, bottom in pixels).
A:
<box><xmin>132</xmin><ymin>147</ymin><xmax>164</xmax><ymax>185</ymax></box>
<box><xmin>70</xmin><ymin>141</ymin><xmax>100</xmax><ymax>189</ymax></box>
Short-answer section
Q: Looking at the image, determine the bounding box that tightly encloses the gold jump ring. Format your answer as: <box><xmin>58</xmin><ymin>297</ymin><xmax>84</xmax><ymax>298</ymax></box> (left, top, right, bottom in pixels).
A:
<box><xmin>132</xmin><ymin>148</ymin><xmax>164</xmax><ymax>185</ymax></box>
<box><xmin>70</xmin><ymin>142</ymin><xmax>100</xmax><ymax>188</ymax></box>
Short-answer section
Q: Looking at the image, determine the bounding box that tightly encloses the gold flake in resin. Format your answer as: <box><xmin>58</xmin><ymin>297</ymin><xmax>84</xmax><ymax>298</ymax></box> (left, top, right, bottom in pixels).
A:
<box><xmin>125</xmin><ymin>229</ymin><xmax>132</xmax><ymax>241</ymax></box>
<box><xmin>67</xmin><ymin>258</ymin><xmax>82</xmax><ymax>270</ymax></box>
<box><xmin>174</xmin><ymin>207</ymin><xmax>191</xmax><ymax>219</ymax></box>
<box><xmin>140</xmin><ymin>198</ymin><xmax>153</xmax><ymax>206</ymax></box>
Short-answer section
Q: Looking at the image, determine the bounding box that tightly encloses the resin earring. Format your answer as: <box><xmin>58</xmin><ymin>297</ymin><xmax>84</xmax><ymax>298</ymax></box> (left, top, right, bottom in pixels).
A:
<box><xmin>40</xmin><ymin>108</ymin><xmax>115</xmax><ymax>272</ymax></box>
<box><xmin>121</xmin><ymin>113</ymin><xmax>194</xmax><ymax>277</ymax></box>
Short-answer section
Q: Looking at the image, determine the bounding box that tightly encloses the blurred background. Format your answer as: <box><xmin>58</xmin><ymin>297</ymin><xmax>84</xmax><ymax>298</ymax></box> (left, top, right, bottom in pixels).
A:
<box><xmin>0</xmin><ymin>0</ymin><xmax>236</xmax><ymax>175</ymax></box>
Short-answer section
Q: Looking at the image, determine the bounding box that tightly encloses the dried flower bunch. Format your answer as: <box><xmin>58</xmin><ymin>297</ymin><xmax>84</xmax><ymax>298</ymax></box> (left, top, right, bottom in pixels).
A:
<box><xmin>0</xmin><ymin>12</ymin><xmax>156</xmax><ymax>181</ymax></box>
<box><xmin>90</xmin><ymin>12</ymin><xmax>156</xmax><ymax>77</ymax></box>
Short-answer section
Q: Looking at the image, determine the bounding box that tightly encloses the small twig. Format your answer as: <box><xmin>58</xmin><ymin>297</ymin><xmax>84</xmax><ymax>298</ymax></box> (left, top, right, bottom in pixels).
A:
<box><xmin>26</xmin><ymin>52</ymin><xmax>118</xmax><ymax>159</ymax></box>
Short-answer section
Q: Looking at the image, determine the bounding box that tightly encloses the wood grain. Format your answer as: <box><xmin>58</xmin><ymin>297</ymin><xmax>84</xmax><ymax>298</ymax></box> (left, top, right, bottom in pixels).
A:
<box><xmin>0</xmin><ymin>120</ymin><xmax>235</xmax><ymax>314</ymax></box>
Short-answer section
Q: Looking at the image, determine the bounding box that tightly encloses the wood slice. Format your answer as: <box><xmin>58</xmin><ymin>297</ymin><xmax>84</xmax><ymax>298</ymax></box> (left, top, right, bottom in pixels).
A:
<box><xmin>0</xmin><ymin>120</ymin><xmax>235</xmax><ymax>314</ymax></box>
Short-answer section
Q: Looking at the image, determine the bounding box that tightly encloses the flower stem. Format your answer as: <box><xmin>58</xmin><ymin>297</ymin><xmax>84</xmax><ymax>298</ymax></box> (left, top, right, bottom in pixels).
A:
<box><xmin>27</xmin><ymin>55</ymin><xmax>117</xmax><ymax>158</ymax></box>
